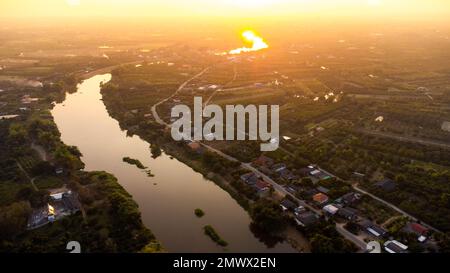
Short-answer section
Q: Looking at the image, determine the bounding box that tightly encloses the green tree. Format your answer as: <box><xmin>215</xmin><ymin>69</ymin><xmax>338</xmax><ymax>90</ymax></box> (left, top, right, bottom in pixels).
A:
<box><xmin>8</xmin><ymin>123</ymin><xmax>27</xmax><ymax>145</ymax></box>
<box><xmin>0</xmin><ymin>201</ymin><xmax>31</xmax><ymax>241</ymax></box>
<box><xmin>250</xmin><ymin>199</ymin><xmax>285</xmax><ymax>234</ymax></box>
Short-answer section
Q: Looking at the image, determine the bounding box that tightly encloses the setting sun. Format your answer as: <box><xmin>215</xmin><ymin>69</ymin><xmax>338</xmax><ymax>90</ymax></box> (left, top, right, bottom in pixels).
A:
<box><xmin>229</xmin><ymin>30</ymin><xmax>269</xmax><ymax>54</ymax></box>
<box><xmin>1</xmin><ymin>0</ymin><xmax>450</xmax><ymax>259</ymax></box>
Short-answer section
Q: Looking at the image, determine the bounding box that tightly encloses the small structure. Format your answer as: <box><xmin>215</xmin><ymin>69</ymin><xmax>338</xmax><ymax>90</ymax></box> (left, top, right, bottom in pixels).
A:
<box><xmin>337</xmin><ymin>192</ymin><xmax>361</xmax><ymax>205</ymax></box>
<box><xmin>404</xmin><ymin>222</ymin><xmax>429</xmax><ymax>243</ymax></box>
<box><xmin>313</xmin><ymin>193</ymin><xmax>329</xmax><ymax>205</ymax></box>
<box><xmin>309</xmin><ymin>169</ymin><xmax>332</xmax><ymax>180</ymax></box>
<box><xmin>337</xmin><ymin>207</ymin><xmax>358</xmax><ymax>221</ymax></box>
<box><xmin>294</xmin><ymin>206</ymin><xmax>307</xmax><ymax>215</ymax></box>
<box><xmin>240</xmin><ymin>172</ymin><xmax>259</xmax><ymax>185</ymax></box>
<box><xmin>279</xmin><ymin>169</ymin><xmax>297</xmax><ymax>181</ymax></box>
<box><xmin>28</xmin><ymin>190</ymin><xmax>81</xmax><ymax>230</ymax></box>
<box><xmin>254</xmin><ymin>180</ymin><xmax>271</xmax><ymax>197</ymax></box>
<box><xmin>47</xmin><ymin>204</ymin><xmax>56</xmax><ymax>222</ymax></box>
<box><xmin>295</xmin><ymin>211</ymin><xmax>319</xmax><ymax>227</ymax></box>
<box><xmin>271</xmin><ymin>163</ymin><xmax>287</xmax><ymax>173</ymax></box>
<box><xmin>55</xmin><ymin>167</ymin><xmax>64</xmax><ymax>175</ymax></box>
<box><xmin>384</xmin><ymin>240</ymin><xmax>408</xmax><ymax>253</ymax></box>
<box><xmin>323</xmin><ymin>204</ymin><xmax>339</xmax><ymax>216</ymax></box>
<box><xmin>360</xmin><ymin>220</ymin><xmax>388</xmax><ymax>238</ymax></box>
<box><xmin>280</xmin><ymin>199</ymin><xmax>297</xmax><ymax>212</ymax></box>
<box><xmin>317</xmin><ymin>186</ymin><xmax>330</xmax><ymax>194</ymax></box>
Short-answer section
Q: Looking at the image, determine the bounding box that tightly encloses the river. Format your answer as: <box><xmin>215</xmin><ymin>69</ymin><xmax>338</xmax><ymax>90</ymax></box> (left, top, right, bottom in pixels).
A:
<box><xmin>51</xmin><ymin>73</ymin><xmax>296</xmax><ymax>253</ymax></box>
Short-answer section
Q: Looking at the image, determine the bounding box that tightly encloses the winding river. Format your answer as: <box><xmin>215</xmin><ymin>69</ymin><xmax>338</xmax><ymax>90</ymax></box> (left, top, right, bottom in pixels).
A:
<box><xmin>51</xmin><ymin>74</ymin><xmax>295</xmax><ymax>253</ymax></box>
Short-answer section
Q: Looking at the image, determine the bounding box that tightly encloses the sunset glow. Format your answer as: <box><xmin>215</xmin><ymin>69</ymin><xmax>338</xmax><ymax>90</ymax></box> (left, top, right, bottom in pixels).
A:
<box><xmin>0</xmin><ymin>0</ymin><xmax>448</xmax><ymax>18</ymax></box>
<box><xmin>229</xmin><ymin>30</ymin><xmax>269</xmax><ymax>55</ymax></box>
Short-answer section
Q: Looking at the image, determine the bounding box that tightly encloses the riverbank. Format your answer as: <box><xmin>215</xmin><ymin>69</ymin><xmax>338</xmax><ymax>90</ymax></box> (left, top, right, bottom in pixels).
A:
<box><xmin>0</xmin><ymin>68</ymin><xmax>161</xmax><ymax>252</ymax></box>
<box><xmin>54</xmin><ymin>73</ymin><xmax>295</xmax><ymax>252</ymax></box>
<box><xmin>100</xmin><ymin>90</ymin><xmax>310</xmax><ymax>252</ymax></box>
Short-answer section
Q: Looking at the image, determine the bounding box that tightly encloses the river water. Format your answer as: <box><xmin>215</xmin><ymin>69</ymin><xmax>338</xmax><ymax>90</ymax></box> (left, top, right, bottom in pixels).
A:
<box><xmin>51</xmin><ymin>74</ymin><xmax>295</xmax><ymax>253</ymax></box>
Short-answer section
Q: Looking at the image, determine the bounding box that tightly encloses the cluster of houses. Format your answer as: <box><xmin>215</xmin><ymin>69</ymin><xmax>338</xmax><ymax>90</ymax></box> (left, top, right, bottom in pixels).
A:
<box><xmin>253</xmin><ymin>155</ymin><xmax>298</xmax><ymax>182</ymax></box>
<box><xmin>240</xmin><ymin>172</ymin><xmax>272</xmax><ymax>197</ymax></box>
<box><xmin>279</xmin><ymin>198</ymin><xmax>319</xmax><ymax>227</ymax></box>
<box><xmin>250</xmin><ymin>154</ymin><xmax>432</xmax><ymax>253</ymax></box>
<box><xmin>27</xmin><ymin>189</ymin><xmax>81</xmax><ymax>230</ymax></box>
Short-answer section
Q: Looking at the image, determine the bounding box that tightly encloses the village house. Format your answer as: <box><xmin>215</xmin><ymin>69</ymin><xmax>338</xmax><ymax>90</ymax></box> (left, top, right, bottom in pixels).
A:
<box><xmin>337</xmin><ymin>207</ymin><xmax>358</xmax><ymax>221</ymax></box>
<box><xmin>312</xmin><ymin>193</ymin><xmax>329</xmax><ymax>205</ymax></box>
<box><xmin>280</xmin><ymin>199</ymin><xmax>297</xmax><ymax>212</ymax></box>
<box><xmin>240</xmin><ymin>172</ymin><xmax>259</xmax><ymax>185</ymax></box>
<box><xmin>403</xmin><ymin>222</ymin><xmax>429</xmax><ymax>243</ymax></box>
<box><xmin>359</xmin><ymin>220</ymin><xmax>388</xmax><ymax>238</ymax></box>
<box><xmin>337</xmin><ymin>192</ymin><xmax>362</xmax><ymax>205</ymax></box>
<box><xmin>323</xmin><ymin>204</ymin><xmax>339</xmax><ymax>216</ymax></box>
<box><xmin>27</xmin><ymin>190</ymin><xmax>81</xmax><ymax>230</ymax></box>
<box><xmin>279</xmin><ymin>168</ymin><xmax>297</xmax><ymax>181</ymax></box>
<box><xmin>295</xmin><ymin>211</ymin><xmax>319</xmax><ymax>227</ymax></box>
<box><xmin>294</xmin><ymin>205</ymin><xmax>307</xmax><ymax>215</ymax></box>
<box><xmin>384</xmin><ymin>240</ymin><xmax>408</xmax><ymax>253</ymax></box>
<box><xmin>309</xmin><ymin>169</ymin><xmax>332</xmax><ymax>180</ymax></box>
<box><xmin>254</xmin><ymin>180</ymin><xmax>271</xmax><ymax>197</ymax></box>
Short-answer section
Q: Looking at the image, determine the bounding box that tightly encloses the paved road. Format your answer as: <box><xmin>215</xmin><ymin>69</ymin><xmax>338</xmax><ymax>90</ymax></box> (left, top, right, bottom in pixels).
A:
<box><xmin>291</xmin><ymin>151</ymin><xmax>443</xmax><ymax>233</ymax></box>
<box><xmin>150</xmin><ymin>66</ymin><xmax>368</xmax><ymax>251</ymax></box>
<box><xmin>353</xmin><ymin>183</ymin><xmax>440</xmax><ymax>233</ymax></box>
<box><xmin>16</xmin><ymin>161</ymin><xmax>38</xmax><ymax>191</ymax></box>
<box><xmin>204</xmin><ymin>65</ymin><xmax>237</xmax><ymax>106</ymax></box>
<box><xmin>151</xmin><ymin>67</ymin><xmax>210</xmax><ymax>125</ymax></box>
<box><xmin>335</xmin><ymin>223</ymin><xmax>367</xmax><ymax>251</ymax></box>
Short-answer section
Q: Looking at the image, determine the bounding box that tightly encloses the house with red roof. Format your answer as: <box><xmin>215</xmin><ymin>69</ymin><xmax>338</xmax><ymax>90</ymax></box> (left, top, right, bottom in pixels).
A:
<box><xmin>312</xmin><ymin>193</ymin><xmax>329</xmax><ymax>205</ymax></box>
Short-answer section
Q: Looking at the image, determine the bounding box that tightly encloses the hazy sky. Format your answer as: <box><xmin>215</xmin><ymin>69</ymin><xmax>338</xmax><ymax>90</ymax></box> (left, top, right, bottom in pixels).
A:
<box><xmin>1</xmin><ymin>0</ymin><xmax>449</xmax><ymax>19</ymax></box>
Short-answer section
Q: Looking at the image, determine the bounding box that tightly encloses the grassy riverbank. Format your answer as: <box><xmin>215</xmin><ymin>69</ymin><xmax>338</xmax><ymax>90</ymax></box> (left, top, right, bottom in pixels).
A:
<box><xmin>0</xmin><ymin>68</ymin><xmax>161</xmax><ymax>253</ymax></box>
<box><xmin>100</xmin><ymin>77</ymin><xmax>310</xmax><ymax>252</ymax></box>
<box><xmin>203</xmin><ymin>225</ymin><xmax>228</xmax><ymax>247</ymax></box>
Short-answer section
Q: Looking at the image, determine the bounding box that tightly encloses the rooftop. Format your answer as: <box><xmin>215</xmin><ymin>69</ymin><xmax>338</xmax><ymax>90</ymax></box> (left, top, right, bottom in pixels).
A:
<box><xmin>313</xmin><ymin>193</ymin><xmax>329</xmax><ymax>204</ymax></box>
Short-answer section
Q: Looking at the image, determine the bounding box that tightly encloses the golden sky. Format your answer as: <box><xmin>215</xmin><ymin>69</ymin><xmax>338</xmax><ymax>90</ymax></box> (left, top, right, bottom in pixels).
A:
<box><xmin>0</xmin><ymin>0</ymin><xmax>449</xmax><ymax>19</ymax></box>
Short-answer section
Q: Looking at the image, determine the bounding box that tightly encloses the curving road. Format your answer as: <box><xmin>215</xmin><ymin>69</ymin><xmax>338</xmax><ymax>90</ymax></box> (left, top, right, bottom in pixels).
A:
<box><xmin>151</xmin><ymin>67</ymin><xmax>210</xmax><ymax>126</ymax></box>
<box><xmin>150</xmin><ymin>70</ymin><xmax>368</xmax><ymax>251</ymax></box>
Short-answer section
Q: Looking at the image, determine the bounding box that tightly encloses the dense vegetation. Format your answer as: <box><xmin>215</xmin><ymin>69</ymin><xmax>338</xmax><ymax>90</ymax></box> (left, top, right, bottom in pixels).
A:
<box><xmin>122</xmin><ymin>157</ymin><xmax>146</xmax><ymax>169</ymax></box>
<box><xmin>0</xmin><ymin>67</ymin><xmax>160</xmax><ymax>253</ymax></box>
<box><xmin>203</xmin><ymin>225</ymin><xmax>228</xmax><ymax>247</ymax></box>
<box><xmin>194</xmin><ymin>208</ymin><xmax>205</xmax><ymax>218</ymax></box>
